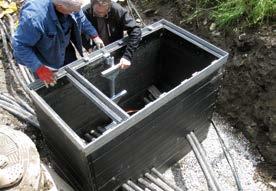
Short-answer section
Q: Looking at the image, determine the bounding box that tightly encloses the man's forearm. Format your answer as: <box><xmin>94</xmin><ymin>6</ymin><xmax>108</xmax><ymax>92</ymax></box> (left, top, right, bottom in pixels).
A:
<box><xmin>123</xmin><ymin>27</ymin><xmax>142</xmax><ymax>60</ymax></box>
<box><xmin>79</xmin><ymin>10</ymin><xmax>98</xmax><ymax>38</ymax></box>
<box><xmin>12</xmin><ymin>42</ymin><xmax>42</xmax><ymax>72</ymax></box>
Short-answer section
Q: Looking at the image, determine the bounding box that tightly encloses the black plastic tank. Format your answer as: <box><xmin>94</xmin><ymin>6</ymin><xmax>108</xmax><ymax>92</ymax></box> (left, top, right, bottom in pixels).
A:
<box><xmin>29</xmin><ymin>20</ymin><xmax>228</xmax><ymax>191</ymax></box>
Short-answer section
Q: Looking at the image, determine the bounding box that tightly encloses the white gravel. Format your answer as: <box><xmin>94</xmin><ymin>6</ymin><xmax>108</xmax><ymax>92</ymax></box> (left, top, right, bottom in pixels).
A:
<box><xmin>164</xmin><ymin>113</ymin><xmax>273</xmax><ymax>191</ymax></box>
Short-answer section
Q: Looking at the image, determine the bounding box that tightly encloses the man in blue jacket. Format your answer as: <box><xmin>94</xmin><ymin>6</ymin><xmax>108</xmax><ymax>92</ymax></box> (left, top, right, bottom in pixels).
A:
<box><xmin>12</xmin><ymin>0</ymin><xmax>104</xmax><ymax>87</ymax></box>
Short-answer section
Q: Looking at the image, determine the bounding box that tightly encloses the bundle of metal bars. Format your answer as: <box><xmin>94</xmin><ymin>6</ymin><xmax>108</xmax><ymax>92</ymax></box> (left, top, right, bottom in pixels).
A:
<box><xmin>0</xmin><ymin>14</ymin><xmax>38</xmax><ymax>127</ymax></box>
<box><xmin>122</xmin><ymin>168</ymin><xmax>184</xmax><ymax>191</ymax></box>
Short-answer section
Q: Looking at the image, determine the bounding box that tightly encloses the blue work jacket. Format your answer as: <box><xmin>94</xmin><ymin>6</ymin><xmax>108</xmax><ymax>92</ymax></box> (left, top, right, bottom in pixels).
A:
<box><xmin>12</xmin><ymin>0</ymin><xmax>98</xmax><ymax>72</ymax></box>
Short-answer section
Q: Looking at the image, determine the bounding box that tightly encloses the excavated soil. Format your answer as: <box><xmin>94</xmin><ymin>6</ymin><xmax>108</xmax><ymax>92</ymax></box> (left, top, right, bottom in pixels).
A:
<box><xmin>133</xmin><ymin>0</ymin><xmax>276</xmax><ymax>179</ymax></box>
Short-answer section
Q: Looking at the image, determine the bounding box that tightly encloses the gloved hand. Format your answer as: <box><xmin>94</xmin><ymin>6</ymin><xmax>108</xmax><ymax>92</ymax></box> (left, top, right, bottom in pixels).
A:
<box><xmin>35</xmin><ymin>65</ymin><xmax>56</xmax><ymax>88</ymax></box>
<box><xmin>92</xmin><ymin>36</ymin><xmax>105</xmax><ymax>49</ymax></box>
<box><xmin>119</xmin><ymin>57</ymin><xmax>131</xmax><ymax>69</ymax></box>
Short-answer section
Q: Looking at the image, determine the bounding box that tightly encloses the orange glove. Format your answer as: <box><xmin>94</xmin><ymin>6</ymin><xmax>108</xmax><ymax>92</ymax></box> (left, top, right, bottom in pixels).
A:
<box><xmin>35</xmin><ymin>65</ymin><xmax>56</xmax><ymax>87</ymax></box>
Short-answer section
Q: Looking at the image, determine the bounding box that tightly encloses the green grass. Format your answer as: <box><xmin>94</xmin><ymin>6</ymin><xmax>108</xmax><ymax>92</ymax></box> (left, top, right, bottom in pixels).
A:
<box><xmin>251</xmin><ymin>0</ymin><xmax>276</xmax><ymax>24</ymax></box>
<box><xmin>212</xmin><ymin>0</ymin><xmax>247</xmax><ymax>27</ymax></box>
<box><xmin>139</xmin><ymin>0</ymin><xmax>275</xmax><ymax>28</ymax></box>
<box><xmin>194</xmin><ymin>0</ymin><xmax>276</xmax><ymax>28</ymax></box>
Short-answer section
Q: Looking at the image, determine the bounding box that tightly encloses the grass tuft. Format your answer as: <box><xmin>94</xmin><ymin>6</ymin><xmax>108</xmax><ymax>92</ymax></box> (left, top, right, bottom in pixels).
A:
<box><xmin>194</xmin><ymin>0</ymin><xmax>276</xmax><ymax>28</ymax></box>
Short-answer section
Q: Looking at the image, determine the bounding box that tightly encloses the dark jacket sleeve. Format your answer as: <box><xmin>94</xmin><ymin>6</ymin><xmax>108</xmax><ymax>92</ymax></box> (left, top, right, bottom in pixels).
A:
<box><xmin>119</xmin><ymin>6</ymin><xmax>142</xmax><ymax>61</ymax></box>
<box><xmin>81</xmin><ymin>4</ymin><xmax>93</xmax><ymax>51</ymax></box>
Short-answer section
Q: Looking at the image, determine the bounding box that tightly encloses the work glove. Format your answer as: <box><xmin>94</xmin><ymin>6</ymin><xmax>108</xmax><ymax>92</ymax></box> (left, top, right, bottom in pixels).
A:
<box><xmin>35</xmin><ymin>65</ymin><xmax>57</xmax><ymax>88</ymax></box>
<box><xmin>92</xmin><ymin>36</ymin><xmax>105</xmax><ymax>49</ymax></box>
<box><xmin>119</xmin><ymin>57</ymin><xmax>131</xmax><ymax>70</ymax></box>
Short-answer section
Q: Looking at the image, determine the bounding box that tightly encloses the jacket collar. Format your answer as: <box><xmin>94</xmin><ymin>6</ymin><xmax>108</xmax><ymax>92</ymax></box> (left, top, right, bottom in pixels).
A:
<box><xmin>49</xmin><ymin>2</ymin><xmax>75</xmax><ymax>23</ymax></box>
<box><xmin>49</xmin><ymin>2</ymin><xmax>58</xmax><ymax>22</ymax></box>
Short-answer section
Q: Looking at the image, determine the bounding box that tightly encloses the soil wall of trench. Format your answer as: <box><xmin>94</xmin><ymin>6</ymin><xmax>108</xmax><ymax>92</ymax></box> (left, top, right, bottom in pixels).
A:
<box><xmin>134</xmin><ymin>0</ymin><xmax>276</xmax><ymax>174</ymax></box>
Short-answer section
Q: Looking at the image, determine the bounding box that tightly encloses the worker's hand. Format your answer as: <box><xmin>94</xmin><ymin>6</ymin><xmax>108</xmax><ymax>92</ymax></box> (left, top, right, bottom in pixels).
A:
<box><xmin>35</xmin><ymin>65</ymin><xmax>56</xmax><ymax>88</ymax></box>
<box><xmin>88</xmin><ymin>48</ymin><xmax>93</xmax><ymax>53</ymax></box>
<box><xmin>119</xmin><ymin>57</ymin><xmax>131</xmax><ymax>70</ymax></box>
<box><xmin>92</xmin><ymin>36</ymin><xmax>105</xmax><ymax>49</ymax></box>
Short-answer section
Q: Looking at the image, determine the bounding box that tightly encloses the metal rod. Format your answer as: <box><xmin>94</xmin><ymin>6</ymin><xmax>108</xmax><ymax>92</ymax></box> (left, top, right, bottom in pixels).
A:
<box><xmin>13</xmin><ymin>95</ymin><xmax>35</xmax><ymax>115</ymax></box>
<box><xmin>0</xmin><ymin>94</ymin><xmax>21</xmax><ymax>108</ymax></box>
<box><xmin>6</xmin><ymin>14</ymin><xmax>15</xmax><ymax>36</ymax></box>
<box><xmin>102</xmin><ymin>57</ymin><xmax>127</xmax><ymax>101</ymax></box>
<box><xmin>108</xmin><ymin>56</ymin><xmax>115</xmax><ymax>98</ymax></box>
<box><xmin>211</xmin><ymin>120</ymin><xmax>243</xmax><ymax>191</ymax></box>
<box><xmin>103</xmin><ymin>121</ymin><xmax>117</xmax><ymax>131</ymax></box>
<box><xmin>190</xmin><ymin>132</ymin><xmax>222</xmax><ymax>191</ymax></box>
<box><xmin>21</xmin><ymin>65</ymin><xmax>35</xmax><ymax>83</ymax></box>
<box><xmin>65</xmin><ymin>66</ymin><xmax>129</xmax><ymax>120</ymax></box>
<box><xmin>138</xmin><ymin>178</ymin><xmax>159</xmax><ymax>191</ymax></box>
<box><xmin>1</xmin><ymin>93</ymin><xmax>35</xmax><ymax>115</ymax></box>
<box><xmin>1</xmin><ymin>93</ymin><xmax>36</xmax><ymax>116</ymax></box>
<box><xmin>127</xmin><ymin>180</ymin><xmax>144</xmax><ymax>191</ymax></box>
<box><xmin>122</xmin><ymin>183</ymin><xmax>136</xmax><ymax>191</ymax></box>
<box><xmin>111</xmin><ymin>89</ymin><xmax>127</xmax><ymax>103</ymax></box>
<box><xmin>0</xmin><ymin>93</ymin><xmax>36</xmax><ymax>115</ymax></box>
<box><xmin>18</xmin><ymin>64</ymin><xmax>31</xmax><ymax>85</ymax></box>
<box><xmin>0</xmin><ymin>20</ymin><xmax>11</xmax><ymax>41</ymax></box>
<box><xmin>0</xmin><ymin>18</ymin><xmax>36</xmax><ymax>116</ymax></box>
<box><xmin>0</xmin><ymin>19</ymin><xmax>34</xmax><ymax>113</ymax></box>
<box><xmin>0</xmin><ymin>100</ymin><xmax>39</xmax><ymax>127</ymax></box>
<box><xmin>6</xmin><ymin>13</ymin><xmax>35</xmax><ymax>85</ymax></box>
<box><xmin>66</xmin><ymin>73</ymin><xmax>122</xmax><ymax>123</ymax></box>
<box><xmin>145</xmin><ymin>173</ymin><xmax>173</xmax><ymax>191</ymax></box>
<box><xmin>0</xmin><ymin>20</ymin><xmax>29</xmax><ymax>94</ymax></box>
<box><xmin>0</xmin><ymin>99</ymin><xmax>33</xmax><ymax>118</ymax></box>
<box><xmin>151</xmin><ymin>168</ymin><xmax>184</xmax><ymax>191</ymax></box>
<box><xmin>102</xmin><ymin>56</ymin><xmax>127</xmax><ymax>103</ymax></box>
<box><xmin>186</xmin><ymin>134</ymin><xmax>219</xmax><ymax>191</ymax></box>
<box><xmin>101</xmin><ymin>63</ymin><xmax>121</xmax><ymax>78</ymax></box>
<box><xmin>1</xmin><ymin>93</ymin><xmax>17</xmax><ymax>102</ymax></box>
<box><xmin>24</xmin><ymin>66</ymin><xmax>35</xmax><ymax>83</ymax></box>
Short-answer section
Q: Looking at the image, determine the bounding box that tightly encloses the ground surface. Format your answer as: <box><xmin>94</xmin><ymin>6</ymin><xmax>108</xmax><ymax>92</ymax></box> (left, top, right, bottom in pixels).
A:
<box><xmin>133</xmin><ymin>0</ymin><xmax>276</xmax><ymax>181</ymax></box>
<box><xmin>165</xmin><ymin>114</ymin><xmax>274</xmax><ymax>191</ymax></box>
<box><xmin>0</xmin><ymin>0</ymin><xmax>275</xmax><ymax>190</ymax></box>
<box><xmin>134</xmin><ymin>0</ymin><xmax>276</xmax><ymax>155</ymax></box>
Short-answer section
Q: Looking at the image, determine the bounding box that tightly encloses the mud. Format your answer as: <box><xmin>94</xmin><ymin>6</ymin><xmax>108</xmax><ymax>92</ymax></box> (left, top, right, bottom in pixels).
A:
<box><xmin>217</xmin><ymin>27</ymin><xmax>276</xmax><ymax>168</ymax></box>
<box><xmin>134</xmin><ymin>0</ymin><xmax>276</xmax><ymax>177</ymax></box>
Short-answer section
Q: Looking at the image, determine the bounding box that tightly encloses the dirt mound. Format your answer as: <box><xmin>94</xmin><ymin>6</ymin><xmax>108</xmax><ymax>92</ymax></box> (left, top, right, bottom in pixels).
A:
<box><xmin>217</xmin><ymin>26</ymin><xmax>276</xmax><ymax>166</ymax></box>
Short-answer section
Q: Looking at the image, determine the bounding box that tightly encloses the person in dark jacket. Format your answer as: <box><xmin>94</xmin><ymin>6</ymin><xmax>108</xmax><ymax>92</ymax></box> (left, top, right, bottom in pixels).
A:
<box><xmin>12</xmin><ymin>0</ymin><xmax>104</xmax><ymax>87</ymax></box>
<box><xmin>82</xmin><ymin>0</ymin><xmax>141</xmax><ymax>69</ymax></box>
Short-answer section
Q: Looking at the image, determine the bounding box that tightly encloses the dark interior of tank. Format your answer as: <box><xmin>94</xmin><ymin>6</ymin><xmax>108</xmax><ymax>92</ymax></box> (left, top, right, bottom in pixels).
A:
<box><xmin>36</xmin><ymin>28</ymin><xmax>217</xmax><ymax>143</ymax></box>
